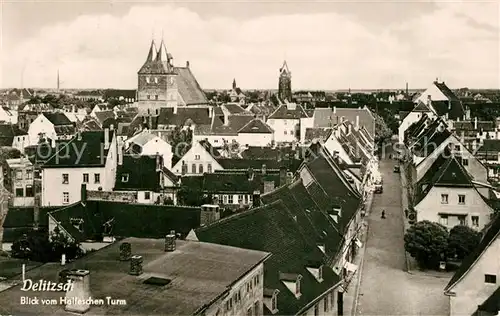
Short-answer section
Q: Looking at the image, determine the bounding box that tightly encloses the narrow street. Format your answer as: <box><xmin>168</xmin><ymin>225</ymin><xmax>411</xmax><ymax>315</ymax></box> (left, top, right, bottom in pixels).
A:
<box><xmin>355</xmin><ymin>151</ymin><xmax>449</xmax><ymax>315</ymax></box>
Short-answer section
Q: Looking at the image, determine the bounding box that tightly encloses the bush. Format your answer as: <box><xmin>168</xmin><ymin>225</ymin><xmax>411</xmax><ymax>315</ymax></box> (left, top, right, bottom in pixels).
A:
<box><xmin>404</xmin><ymin>220</ymin><xmax>448</xmax><ymax>270</ymax></box>
<box><xmin>447</xmin><ymin>225</ymin><xmax>481</xmax><ymax>260</ymax></box>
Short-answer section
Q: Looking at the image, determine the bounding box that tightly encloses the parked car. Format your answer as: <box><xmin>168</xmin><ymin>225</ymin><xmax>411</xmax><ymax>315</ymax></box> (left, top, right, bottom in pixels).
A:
<box><xmin>374</xmin><ymin>184</ymin><xmax>383</xmax><ymax>193</ymax></box>
<box><xmin>393</xmin><ymin>165</ymin><xmax>400</xmax><ymax>173</ymax></box>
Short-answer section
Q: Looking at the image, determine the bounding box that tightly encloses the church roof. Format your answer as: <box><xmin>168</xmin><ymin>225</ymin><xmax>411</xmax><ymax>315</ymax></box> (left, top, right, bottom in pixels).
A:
<box><xmin>173</xmin><ymin>67</ymin><xmax>209</xmax><ymax>105</ymax></box>
<box><xmin>138</xmin><ymin>40</ymin><xmax>174</xmax><ymax>74</ymax></box>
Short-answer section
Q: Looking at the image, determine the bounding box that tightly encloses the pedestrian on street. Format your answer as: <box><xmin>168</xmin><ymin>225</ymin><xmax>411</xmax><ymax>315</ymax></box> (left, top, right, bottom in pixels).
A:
<box><xmin>381</xmin><ymin>210</ymin><xmax>386</xmax><ymax>219</ymax></box>
<box><xmin>404</xmin><ymin>209</ymin><xmax>408</xmax><ymax>218</ymax></box>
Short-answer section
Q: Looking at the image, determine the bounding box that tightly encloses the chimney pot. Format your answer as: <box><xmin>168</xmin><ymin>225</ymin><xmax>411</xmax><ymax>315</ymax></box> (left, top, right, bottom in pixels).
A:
<box><xmin>65</xmin><ymin>269</ymin><xmax>91</xmax><ymax>313</ymax></box>
<box><xmin>186</xmin><ymin>61</ymin><xmax>190</xmax><ymax>68</ymax></box>
<box><xmin>129</xmin><ymin>255</ymin><xmax>143</xmax><ymax>275</ymax></box>
<box><xmin>262</xmin><ymin>164</ymin><xmax>267</xmax><ymax>175</ymax></box>
<box><xmin>119</xmin><ymin>242</ymin><xmax>132</xmax><ymax>261</ymax></box>
<box><xmin>61</xmin><ymin>254</ymin><xmax>66</xmax><ymax>266</ymax></box>
<box><xmin>165</xmin><ymin>234</ymin><xmax>176</xmax><ymax>252</ymax></box>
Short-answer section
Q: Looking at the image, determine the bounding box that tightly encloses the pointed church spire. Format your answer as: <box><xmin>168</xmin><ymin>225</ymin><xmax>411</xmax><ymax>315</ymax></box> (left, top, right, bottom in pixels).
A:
<box><xmin>57</xmin><ymin>69</ymin><xmax>60</xmax><ymax>91</ymax></box>
<box><xmin>232</xmin><ymin>78</ymin><xmax>237</xmax><ymax>89</ymax></box>
<box><xmin>280</xmin><ymin>60</ymin><xmax>290</xmax><ymax>74</ymax></box>
<box><xmin>156</xmin><ymin>39</ymin><xmax>169</xmax><ymax>62</ymax></box>
<box><xmin>146</xmin><ymin>40</ymin><xmax>157</xmax><ymax>62</ymax></box>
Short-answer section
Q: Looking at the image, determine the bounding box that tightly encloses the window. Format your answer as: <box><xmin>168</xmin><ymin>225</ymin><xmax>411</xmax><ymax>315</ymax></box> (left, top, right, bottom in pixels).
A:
<box><xmin>147</xmin><ymin>95</ymin><xmax>150</xmax><ymax>100</ymax></box>
<box><xmin>244</xmin><ymin>195</ymin><xmax>248</xmax><ymax>204</ymax></box>
<box><xmin>458</xmin><ymin>194</ymin><xmax>466</xmax><ymax>204</ymax></box>
<box><xmin>146</xmin><ymin>77</ymin><xmax>150</xmax><ymax>83</ymax></box>
<box><xmin>181</xmin><ymin>163</ymin><xmax>188</xmax><ymax>175</ymax></box>
<box><xmin>458</xmin><ymin>215</ymin><xmax>466</xmax><ymax>226</ymax></box>
<box><xmin>199</xmin><ymin>164</ymin><xmax>203</xmax><ymax>174</ymax></box>
<box><xmin>83</xmin><ymin>173</ymin><xmax>89</xmax><ymax>183</ymax></box>
<box><xmin>121</xmin><ymin>174</ymin><xmax>129</xmax><ymax>182</ymax></box>
<box><xmin>154</xmin><ymin>77</ymin><xmax>158</xmax><ymax>84</ymax></box>
<box><xmin>218</xmin><ymin>195</ymin><xmax>223</xmax><ymax>205</ymax></box>
<box><xmin>155</xmin><ymin>95</ymin><xmax>158</xmax><ymax>100</ymax></box>
<box><xmin>441</xmin><ymin>194</ymin><xmax>449</xmax><ymax>204</ymax></box>
<box><xmin>62</xmin><ymin>173</ymin><xmax>69</xmax><ymax>184</ymax></box>
<box><xmin>290</xmin><ymin>130</ymin><xmax>294</xmax><ymax>135</ymax></box>
<box><xmin>472</xmin><ymin>216</ymin><xmax>479</xmax><ymax>227</ymax></box>
<box><xmin>223</xmin><ymin>195</ymin><xmax>228</xmax><ymax>204</ymax></box>
<box><xmin>314</xmin><ymin>304</ymin><xmax>319</xmax><ymax>316</ymax></box>
<box><xmin>462</xmin><ymin>159</ymin><xmax>469</xmax><ymax>166</ymax></box>
<box><xmin>228</xmin><ymin>195</ymin><xmax>234</xmax><ymax>204</ymax></box>
<box><xmin>284</xmin><ymin>130</ymin><xmax>287</xmax><ymax>135</ymax></box>
<box><xmin>94</xmin><ymin>173</ymin><xmax>100</xmax><ymax>184</ymax></box>
<box><xmin>485</xmin><ymin>274</ymin><xmax>497</xmax><ymax>284</ymax></box>
<box><xmin>439</xmin><ymin>215</ymin><xmax>448</xmax><ymax>226</ymax></box>
<box><xmin>15</xmin><ymin>188</ymin><xmax>24</xmax><ymax>197</ymax></box>
<box><xmin>324</xmin><ymin>295</ymin><xmax>329</xmax><ymax>312</ymax></box>
<box><xmin>238</xmin><ymin>195</ymin><xmax>244</xmax><ymax>204</ymax></box>
<box><xmin>454</xmin><ymin>145</ymin><xmax>460</xmax><ymax>151</ymax></box>
<box><xmin>191</xmin><ymin>164</ymin><xmax>196</xmax><ymax>174</ymax></box>
<box><xmin>25</xmin><ymin>185</ymin><xmax>33</xmax><ymax>197</ymax></box>
<box><xmin>271</xmin><ymin>294</ymin><xmax>277</xmax><ymax>311</ymax></box>
<box><xmin>207</xmin><ymin>163</ymin><xmax>212</xmax><ymax>173</ymax></box>
<box><xmin>26</xmin><ymin>169</ymin><xmax>32</xmax><ymax>180</ymax></box>
<box><xmin>144</xmin><ymin>192</ymin><xmax>151</xmax><ymax>200</ymax></box>
<box><xmin>195</xmin><ymin>155</ymin><xmax>200</xmax><ymax>160</ymax></box>
<box><xmin>16</xmin><ymin>170</ymin><xmax>22</xmax><ymax>180</ymax></box>
<box><xmin>63</xmin><ymin>192</ymin><xmax>69</xmax><ymax>204</ymax></box>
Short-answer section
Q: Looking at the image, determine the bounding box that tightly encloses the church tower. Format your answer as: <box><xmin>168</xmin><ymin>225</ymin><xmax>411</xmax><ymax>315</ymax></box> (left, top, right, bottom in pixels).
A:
<box><xmin>278</xmin><ymin>61</ymin><xmax>292</xmax><ymax>103</ymax></box>
<box><xmin>137</xmin><ymin>39</ymin><xmax>179</xmax><ymax>116</ymax></box>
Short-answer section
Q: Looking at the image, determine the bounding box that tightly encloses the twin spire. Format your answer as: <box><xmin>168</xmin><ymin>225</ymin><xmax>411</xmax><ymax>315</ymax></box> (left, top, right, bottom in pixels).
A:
<box><xmin>145</xmin><ymin>39</ymin><xmax>170</xmax><ymax>63</ymax></box>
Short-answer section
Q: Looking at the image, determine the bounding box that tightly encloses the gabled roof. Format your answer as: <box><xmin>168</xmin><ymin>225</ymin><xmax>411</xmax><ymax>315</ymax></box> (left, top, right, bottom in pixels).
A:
<box><xmin>0</xmin><ymin>124</ymin><xmax>27</xmax><ymax>145</ymax></box>
<box><xmin>445</xmin><ymin>213</ymin><xmax>500</xmax><ymax>293</ymax></box>
<box><xmin>94</xmin><ymin>110</ymin><xmax>115</xmax><ymax>125</ymax></box>
<box><xmin>194</xmin><ymin>200</ymin><xmax>341</xmax><ymax>316</ymax></box>
<box><xmin>114</xmin><ymin>155</ymin><xmax>161</xmax><ymax>191</ymax></box>
<box><xmin>312</xmin><ymin>107</ymin><xmax>375</xmax><ymax>138</ymax></box>
<box><xmin>238</xmin><ymin>118</ymin><xmax>273</xmax><ymax>134</ymax></box>
<box><xmin>196</xmin><ymin>115</ymin><xmax>254</xmax><ymax>136</ymax></box>
<box><xmin>42</xmin><ymin>112</ymin><xmax>72</xmax><ymax>126</ymax></box>
<box><xmin>158</xmin><ymin>107</ymin><xmax>211</xmax><ymax>126</ymax></box>
<box><xmin>453</xmin><ymin>120</ymin><xmax>495</xmax><ymax>132</ymax></box>
<box><xmin>41</xmin><ymin>130</ymin><xmax>115</xmax><ymax>168</ymax></box>
<box><xmin>222</xmin><ymin>103</ymin><xmax>246</xmax><ymax>115</ymax></box>
<box><xmin>304</xmin><ymin>128</ymin><xmax>333</xmax><ymax>143</ymax></box>
<box><xmin>138</xmin><ymin>40</ymin><xmax>173</xmax><ymax>74</ymax></box>
<box><xmin>414</xmin><ymin>128</ymin><xmax>451</xmax><ymax>158</ymax></box>
<box><xmin>49</xmin><ymin>200</ymin><xmax>201</xmax><ymax>242</ymax></box>
<box><xmin>126</xmin><ymin>130</ymin><xmax>161</xmax><ymax>147</ymax></box>
<box><xmin>268</xmin><ymin>104</ymin><xmax>309</xmax><ymax>120</ymax></box>
<box><xmin>81</xmin><ymin>118</ymin><xmax>102</xmax><ymax>131</ymax></box>
<box><xmin>217</xmin><ymin>158</ymin><xmax>302</xmax><ymax>172</ymax></box>
<box><xmin>477</xmin><ymin>139</ymin><xmax>500</xmax><ymax>155</ymax></box>
<box><xmin>413</xmin><ymin>101</ymin><xmax>432</xmax><ymax>112</ymax></box>
<box><xmin>240</xmin><ymin>146</ymin><xmax>302</xmax><ymax>161</ymax></box>
<box><xmin>434</xmin><ymin>81</ymin><xmax>460</xmax><ymax>102</ymax></box>
<box><xmin>174</xmin><ymin>66</ymin><xmax>209</xmax><ymax>105</ymax></box>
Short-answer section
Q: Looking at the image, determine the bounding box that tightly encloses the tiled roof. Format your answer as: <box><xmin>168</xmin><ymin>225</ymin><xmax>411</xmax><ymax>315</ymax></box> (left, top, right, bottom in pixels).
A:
<box><xmin>49</xmin><ymin>200</ymin><xmax>201</xmax><ymax>242</ymax></box>
<box><xmin>431</xmin><ymin>100</ymin><xmax>464</xmax><ymax>120</ymax></box>
<box><xmin>304</xmin><ymin>128</ymin><xmax>333</xmax><ymax>142</ymax></box>
<box><xmin>41</xmin><ymin>130</ymin><xmax>115</xmax><ymax>168</ymax></box>
<box><xmin>0</xmin><ymin>238</ymin><xmax>268</xmax><ymax>316</ymax></box>
<box><xmin>238</xmin><ymin>118</ymin><xmax>273</xmax><ymax>134</ymax></box>
<box><xmin>268</xmin><ymin>104</ymin><xmax>309</xmax><ymax>120</ymax></box>
<box><xmin>222</xmin><ymin>103</ymin><xmax>246</xmax><ymax>114</ymax></box>
<box><xmin>158</xmin><ymin>107</ymin><xmax>211</xmax><ymax>126</ymax></box>
<box><xmin>126</xmin><ymin>130</ymin><xmax>158</xmax><ymax>146</ymax></box>
<box><xmin>411</xmin><ymin>119</ymin><xmax>443</xmax><ymax>149</ymax></box>
<box><xmin>174</xmin><ymin>66</ymin><xmax>209</xmax><ymax>105</ymax></box>
<box><xmin>413</xmin><ymin>129</ymin><xmax>451</xmax><ymax>157</ymax></box>
<box><xmin>116</xmin><ymin>122</ymin><xmax>129</xmax><ymax>136</ymax></box>
<box><xmin>198</xmin><ymin>115</ymin><xmax>254</xmax><ymax>136</ymax></box>
<box><xmin>240</xmin><ymin>146</ymin><xmax>302</xmax><ymax>160</ymax></box>
<box><xmin>54</xmin><ymin>125</ymin><xmax>76</xmax><ymax>136</ymax></box>
<box><xmin>217</xmin><ymin>158</ymin><xmax>302</xmax><ymax>172</ymax></box>
<box><xmin>434</xmin><ymin>81</ymin><xmax>460</xmax><ymax>102</ymax></box>
<box><xmin>413</xmin><ymin>101</ymin><xmax>432</xmax><ymax>112</ymax></box>
<box><xmin>42</xmin><ymin>112</ymin><xmax>72</xmax><ymax>126</ymax></box>
<box><xmin>312</xmin><ymin>107</ymin><xmax>375</xmax><ymax>138</ymax></box>
<box><xmin>114</xmin><ymin>155</ymin><xmax>162</xmax><ymax>191</ymax></box>
<box><xmin>19</xmin><ymin>103</ymin><xmax>53</xmax><ymax>112</ymax></box>
<box><xmin>94</xmin><ymin>110</ymin><xmax>115</xmax><ymax>125</ymax></box>
<box><xmin>81</xmin><ymin>118</ymin><xmax>102</xmax><ymax>131</ymax></box>
<box><xmin>103</xmin><ymin>89</ymin><xmax>136</xmax><ymax>99</ymax></box>
<box><xmin>195</xmin><ymin>200</ymin><xmax>341</xmax><ymax>316</ymax></box>
<box><xmin>473</xmin><ymin>285</ymin><xmax>500</xmax><ymax>315</ymax></box>
<box><xmin>445</xmin><ymin>213</ymin><xmax>500</xmax><ymax>292</ymax></box>
<box><xmin>477</xmin><ymin>139</ymin><xmax>500</xmax><ymax>155</ymax></box>
<box><xmin>183</xmin><ymin>171</ymin><xmax>281</xmax><ymax>194</ymax></box>
<box><xmin>453</xmin><ymin>120</ymin><xmax>495</xmax><ymax>131</ymax></box>
<box><xmin>0</xmin><ymin>124</ymin><xmax>26</xmax><ymax>146</ymax></box>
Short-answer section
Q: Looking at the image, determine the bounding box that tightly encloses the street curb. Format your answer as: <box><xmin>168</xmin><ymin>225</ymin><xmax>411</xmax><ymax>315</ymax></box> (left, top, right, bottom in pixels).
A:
<box><xmin>351</xmin><ymin>192</ymin><xmax>374</xmax><ymax>316</ymax></box>
<box><xmin>400</xmin><ymin>165</ymin><xmax>413</xmax><ymax>274</ymax></box>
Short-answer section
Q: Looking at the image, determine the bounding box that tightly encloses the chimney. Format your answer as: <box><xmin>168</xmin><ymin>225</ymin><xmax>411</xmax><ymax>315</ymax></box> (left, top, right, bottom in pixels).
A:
<box><xmin>64</xmin><ymin>270</ymin><xmax>91</xmax><ymax>314</ymax></box>
<box><xmin>252</xmin><ymin>190</ymin><xmax>261</xmax><ymax>207</ymax></box>
<box><xmin>155</xmin><ymin>155</ymin><xmax>161</xmax><ymax>172</ymax></box>
<box><xmin>129</xmin><ymin>255</ymin><xmax>143</xmax><ymax>275</ymax></box>
<box><xmin>461</xmin><ymin>131</ymin><xmax>465</xmax><ymax>144</ymax></box>
<box><xmin>247</xmin><ymin>167</ymin><xmax>254</xmax><ymax>181</ymax></box>
<box><xmin>186</xmin><ymin>60</ymin><xmax>190</xmax><ymax>68</ymax></box>
<box><xmin>200</xmin><ymin>205</ymin><xmax>220</xmax><ymax>226</ymax></box>
<box><xmin>333</xmin><ymin>106</ymin><xmax>337</xmax><ymax>114</ymax></box>
<box><xmin>348</xmin><ymin>124</ymin><xmax>352</xmax><ymax>134</ymax></box>
<box><xmin>263</xmin><ymin>180</ymin><xmax>275</xmax><ymax>194</ymax></box>
<box><xmin>173</xmin><ymin>103</ymin><xmax>178</xmax><ymax>115</ymax></box>
<box><xmin>61</xmin><ymin>254</ymin><xmax>66</xmax><ymax>266</ymax></box>
<box><xmin>110</xmin><ymin>124</ymin><xmax>114</xmax><ymax>131</ymax></box>
<box><xmin>119</xmin><ymin>242</ymin><xmax>132</xmax><ymax>261</ymax></box>
<box><xmin>165</xmin><ymin>233</ymin><xmax>176</xmax><ymax>252</ymax></box>
<box><xmin>262</xmin><ymin>164</ymin><xmax>267</xmax><ymax>175</ymax></box>
<box><xmin>474</xmin><ymin>117</ymin><xmax>478</xmax><ymax>130</ymax></box>
<box><xmin>279</xmin><ymin>166</ymin><xmax>287</xmax><ymax>185</ymax></box>
<box><xmin>148</xmin><ymin>114</ymin><xmax>153</xmax><ymax>129</ymax></box>
<box><xmin>80</xmin><ymin>184</ymin><xmax>87</xmax><ymax>202</ymax></box>
<box><xmin>77</xmin><ymin>131</ymin><xmax>82</xmax><ymax>141</ymax></box>
<box><xmin>427</xmin><ymin>95</ymin><xmax>431</xmax><ymax>106</ymax></box>
<box><xmin>355</xmin><ymin>115</ymin><xmax>360</xmax><ymax>130</ymax></box>
<box><xmin>118</xmin><ymin>148</ymin><xmax>123</xmax><ymax>166</ymax></box>
<box><xmin>104</xmin><ymin>128</ymin><xmax>110</xmax><ymax>150</ymax></box>
<box><xmin>51</xmin><ymin>138</ymin><xmax>56</xmax><ymax>148</ymax></box>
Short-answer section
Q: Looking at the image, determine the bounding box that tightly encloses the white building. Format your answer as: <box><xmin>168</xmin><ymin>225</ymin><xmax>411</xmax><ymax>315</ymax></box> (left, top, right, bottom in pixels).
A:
<box><xmin>124</xmin><ymin>130</ymin><xmax>173</xmax><ymax>169</ymax></box>
<box><xmin>398</xmin><ymin>101</ymin><xmax>435</xmax><ymax>144</ymax></box>
<box><xmin>172</xmin><ymin>140</ymin><xmax>223</xmax><ymax>176</ymax></box>
<box><xmin>27</xmin><ymin>112</ymin><xmax>75</xmax><ymax>146</ymax></box>
<box><xmin>267</xmin><ymin>103</ymin><xmax>309</xmax><ymax>143</ymax></box>
<box><xmin>40</xmin><ymin>129</ymin><xmax>117</xmax><ymax>207</ymax></box>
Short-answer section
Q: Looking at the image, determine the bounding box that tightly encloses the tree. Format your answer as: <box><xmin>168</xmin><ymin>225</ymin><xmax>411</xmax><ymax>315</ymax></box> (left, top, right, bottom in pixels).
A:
<box><xmin>177</xmin><ymin>186</ymin><xmax>213</xmax><ymax>206</ymax></box>
<box><xmin>404</xmin><ymin>220</ymin><xmax>448</xmax><ymax>269</ymax></box>
<box><xmin>373</xmin><ymin>111</ymin><xmax>393</xmax><ymax>143</ymax></box>
<box><xmin>447</xmin><ymin>225</ymin><xmax>481</xmax><ymax>260</ymax></box>
<box><xmin>11</xmin><ymin>227</ymin><xmax>84</xmax><ymax>263</ymax></box>
<box><xmin>170</xmin><ymin>127</ymin><xmax>193</xmax><ymax>165</ymax></box>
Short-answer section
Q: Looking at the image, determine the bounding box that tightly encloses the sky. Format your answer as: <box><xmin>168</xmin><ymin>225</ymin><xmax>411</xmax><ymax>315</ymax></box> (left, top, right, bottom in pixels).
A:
<box><xmin>1</xmin><ymin>0</ymin><xmax>499</xmax><ymax>90</ymax></box>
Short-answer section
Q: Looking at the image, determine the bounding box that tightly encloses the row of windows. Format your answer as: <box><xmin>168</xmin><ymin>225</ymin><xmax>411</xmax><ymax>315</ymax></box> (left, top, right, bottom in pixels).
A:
<box><xmin>63</xmin><ymin>173</ymin><xmax>100</xmax><ymax>184</ymax></box>
<box><xmin>182</xmin><ymin>163</ymin><xmax>213</xmax><ymax>174</ymax></box>
<box><xmin>439</xmin><ymin>214</ymin><xmax>479</xmax><ymax>227</ymax></box>
<box><xmin>224</xmin><ymin>273</ymin><xmax>262</xmax><ymax>315</ymax></box>
<box><xmin>283</xmin><ymin>130</ymin><xmax>295</xmax><ymax>135</ymax></box>
<box><xmin>15</xmin><ymin>186</ymin><xmax>33</xmax><ymax>197</ymax></box>
<box><xmin>216</xmin><ymin>194</ymin><xmax>253</xmax><ymax>205</ymax></box>
<box><xmin>312</xmin><ymin>291</ymin><xmax>335</xmax><ymax>316</ymax></box>
<box><xmin>440</xmin><ymin>194</ymin><xmax>466</xmax><ymax>204</ymax></box>
<box><xmin>15</xmin><ymin>169</ymin><xmax>33</xmax><ymax>180</ymax></box>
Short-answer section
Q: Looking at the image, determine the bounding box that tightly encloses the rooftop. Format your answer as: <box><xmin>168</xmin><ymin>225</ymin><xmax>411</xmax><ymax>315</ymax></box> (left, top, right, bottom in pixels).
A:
<box><xmin>0</xmin><ymin>238</ymin><xmax>269</xmax><ymax>316</ymax></box>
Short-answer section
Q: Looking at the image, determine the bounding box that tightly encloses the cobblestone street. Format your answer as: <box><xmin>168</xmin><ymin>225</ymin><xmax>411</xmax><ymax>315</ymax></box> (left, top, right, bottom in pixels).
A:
<box><xmin>355</xmin><ymin>153</ymin><xmax>450</xmax><ymax>315</ymax></box>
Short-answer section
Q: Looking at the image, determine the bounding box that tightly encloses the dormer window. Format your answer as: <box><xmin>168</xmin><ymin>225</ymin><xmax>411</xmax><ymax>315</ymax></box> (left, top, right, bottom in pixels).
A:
<box><xmin>264</xmin><ymin>289</ymin><xmax>280</xmax><ymax>314</ymax></box>
<box><xmin>295</xmin><ymin>275</ymin><xmax>302</xmax><ymax>297</ymax></box>
<box><xmin>279</xmin><ymin>273</ymin><xmax>302</xmax><ymax>298</ymax></box>
<box><xmin>121</xmin><ymin>174</ymin><xmax>129</xmax><ymax>183</ymax></box>
<box><xmin>317</xmin><ymin>243</ymin><xmax>325</xmax><ymax>254</ymax></box>
<box><xmin>307</xmin><ymin>265</ymin><xmax>324</xmax><ymax>283</ymax></box>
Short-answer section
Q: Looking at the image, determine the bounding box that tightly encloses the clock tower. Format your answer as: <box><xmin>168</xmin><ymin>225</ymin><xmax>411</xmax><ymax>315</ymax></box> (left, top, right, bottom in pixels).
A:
<box><xmin>278</xmin><ymin>60</ymin><xmax>292</xmax><ymax>103</ymax></box>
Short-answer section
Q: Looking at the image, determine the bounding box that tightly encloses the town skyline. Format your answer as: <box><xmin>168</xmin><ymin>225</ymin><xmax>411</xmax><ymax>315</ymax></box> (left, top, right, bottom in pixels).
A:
<box><xmin>2</xmin><ymin>0</ymin><xmax>499</xmax><ymax>90</ymax></box>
